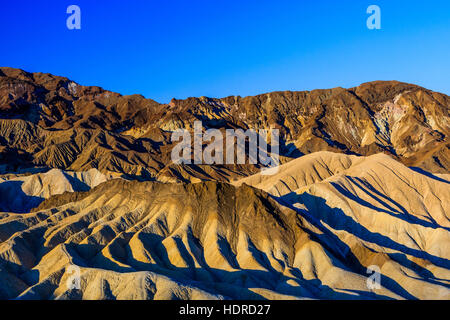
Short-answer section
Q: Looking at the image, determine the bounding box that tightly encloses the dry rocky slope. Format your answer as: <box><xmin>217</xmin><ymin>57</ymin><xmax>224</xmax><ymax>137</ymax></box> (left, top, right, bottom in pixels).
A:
<box><xmin>1</xmin><ymin>67</ymin><xmax>448</xmax><ymax>177</ymax></box>
<box><xmin>0</xmin><ymin>67</ymin><xmax>449</xmax><ymax>300</ymax></box>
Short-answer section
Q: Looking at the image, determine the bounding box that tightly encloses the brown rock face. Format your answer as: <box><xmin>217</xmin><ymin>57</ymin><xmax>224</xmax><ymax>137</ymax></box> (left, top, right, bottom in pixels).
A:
<box><xmin>0</xmin><ymin>67</ymin><xmax>449</xmax><ymax>178</ymax></box>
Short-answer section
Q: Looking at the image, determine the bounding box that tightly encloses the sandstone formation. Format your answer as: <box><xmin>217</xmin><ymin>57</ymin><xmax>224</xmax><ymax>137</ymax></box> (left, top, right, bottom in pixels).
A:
<box><xmin>0</xmin><ymin>68</ymin><xmax>448</xmax><ymax>300</ymax></box>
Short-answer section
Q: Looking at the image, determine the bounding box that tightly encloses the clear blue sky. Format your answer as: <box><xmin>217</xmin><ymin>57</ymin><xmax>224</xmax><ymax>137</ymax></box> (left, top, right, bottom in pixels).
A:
<box><xmin>1</xmin><ymin>0</ymin><xmax>449</xmax><ymax>102</ymax></box>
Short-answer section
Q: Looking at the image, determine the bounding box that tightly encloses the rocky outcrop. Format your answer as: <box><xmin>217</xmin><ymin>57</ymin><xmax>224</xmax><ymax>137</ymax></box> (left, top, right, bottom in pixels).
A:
<box><xmin>0</xmin><ymin>68</ymin><xmax>449</xmax><ymax>300</ymax></box>
<box><xmin>0</xmin><ymin>152</ymin><xmax>448</xmax><ymax>300</ymax></box>
<box><xmin>0</xmin><ymin>68</ymin><xmax>448</xmax><ymax>179</ymax></box>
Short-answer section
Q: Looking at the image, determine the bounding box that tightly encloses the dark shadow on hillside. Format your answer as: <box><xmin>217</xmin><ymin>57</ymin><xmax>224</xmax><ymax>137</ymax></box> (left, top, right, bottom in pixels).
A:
<box><xmin>332</xmin><ymin>178</ymin><xmax>448</xmax><ymax>231</ymax></box>
<box><xmin>7</xmin><ymin>222</ymin><xmax>417</xmax><ymax>300</ymax></box>
<box><xmin>409</xmin><ymin>167</ymin><xmax>450</xmax><ymax>185</ymax></box>
<box><xmin>120</xmin><ymin>244</ymin><xmax>397</xmax><ymax>300</ymax></box>
<box><xmin>0</xmin><ymin>180</ymin><xmax>43</xmax><ymax>213</ymax></box>
<box><xmin>61</xmin><ymin>172</ymin><xmax>90</xmax><ymax>192</ymax></box>
<box><xmin>273</xmin><ymin>192</ymin><xmax>450</xmax><ymax>297</ymax></box>
<box><xmin>296</xmin><ymin>192</ymin><xmax>450</xmax><ymax>271</ymax></box>
<box><xmin>75</xmin><ymin>230</ymin><xmax>401</xmax><ymax>300</ymax></box>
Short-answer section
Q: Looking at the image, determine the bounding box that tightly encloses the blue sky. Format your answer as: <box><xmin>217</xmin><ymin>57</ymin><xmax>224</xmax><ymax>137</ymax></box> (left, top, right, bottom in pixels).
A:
<box><xmin>1</xmin><ymin>0</ymin><xmax>449</xmax><ymax>102</ymax></box>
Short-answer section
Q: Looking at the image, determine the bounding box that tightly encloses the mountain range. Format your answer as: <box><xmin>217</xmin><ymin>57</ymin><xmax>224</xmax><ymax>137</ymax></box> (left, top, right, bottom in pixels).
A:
<box><xmin>0</xmin><ymin>67</ymin><xmax>448</xmax><ymax>300</ymax></box>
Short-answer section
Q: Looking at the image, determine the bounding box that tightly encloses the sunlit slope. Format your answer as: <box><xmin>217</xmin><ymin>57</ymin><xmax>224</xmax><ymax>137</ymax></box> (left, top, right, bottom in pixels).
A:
<box><xmin>0</xmin><ymin>153</ymin><xmax>448</xmax><ymax>299</ymax></box>
<box><xmin>236</xmin><ymin>152</ymin><xmax>450</xmax><ymax>298</ymax></box>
